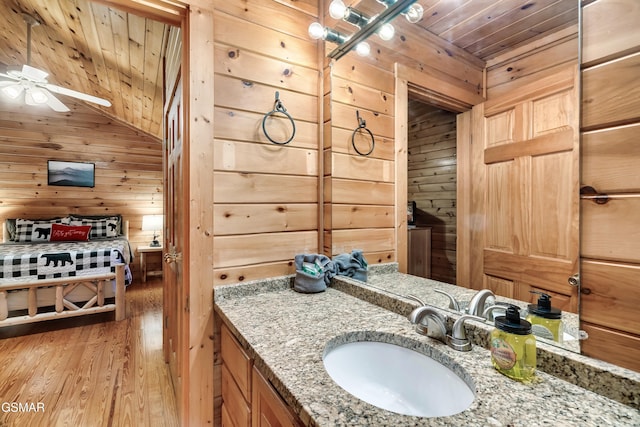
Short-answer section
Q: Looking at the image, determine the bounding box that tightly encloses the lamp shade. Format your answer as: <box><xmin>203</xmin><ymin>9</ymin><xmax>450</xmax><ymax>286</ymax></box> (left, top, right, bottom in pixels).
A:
<box><xmin>142</xmin><ymin>214</ymin><xmax>163</xmax><ymax>231</ymax></box>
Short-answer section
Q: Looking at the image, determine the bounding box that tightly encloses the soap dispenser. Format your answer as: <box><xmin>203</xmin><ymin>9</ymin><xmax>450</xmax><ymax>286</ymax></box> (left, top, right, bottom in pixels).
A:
<box><xmin>490</xmin><ymin>305</ymin><xmax>536</xmax><ymax>382</ymax></box>
<box><xmin>526</xmin><ymin>291</ymin><xmax>563</xmax><ymax>343</ymax></box>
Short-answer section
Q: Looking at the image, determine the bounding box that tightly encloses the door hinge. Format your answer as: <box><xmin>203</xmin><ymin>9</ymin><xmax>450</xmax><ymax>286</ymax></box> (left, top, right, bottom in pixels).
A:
<box><xmin>164</xmin><ymin>315</ymin><xmax>169</xmax><ymax>329</ymax></box>
<box><xmin>185</xmin><ymin>296</ymin><xmax>190</xmax><ymax>313</ymax></box>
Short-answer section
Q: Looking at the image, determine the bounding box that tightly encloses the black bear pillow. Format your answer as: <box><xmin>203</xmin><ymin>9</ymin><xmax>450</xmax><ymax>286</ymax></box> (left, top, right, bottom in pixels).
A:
<box><xmin>14</xmin><ymin>217</ymin><xmax>71</xmax><ymax>242</ymax></box>
<box><xmin>70</xmin><ymin>217</ymin><xmax>119</xmax><ymax>239</ymax></box>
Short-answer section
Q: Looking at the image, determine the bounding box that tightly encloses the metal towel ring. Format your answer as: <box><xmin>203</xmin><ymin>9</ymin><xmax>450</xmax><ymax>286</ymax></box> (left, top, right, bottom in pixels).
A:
<box><xmin>262</xmin><ymin>91</ymin><xmax>296</xmax><ymax>145</ymax></box>
<box><xmin>351</xmin><ymin>111</ymin><xmax>375</xmax><ymax>156</ymax></box>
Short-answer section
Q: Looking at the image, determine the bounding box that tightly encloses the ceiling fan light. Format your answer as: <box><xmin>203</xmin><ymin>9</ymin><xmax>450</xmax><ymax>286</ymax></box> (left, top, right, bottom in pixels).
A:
<box><xmin>27</xmin><ymin>88</ymin><xmax>49</xmax><ymax>104</ymax></box>
<box><xmin>2</xmin><ymin>84</ymin><xmax>24</xmax><ymax>99</ymax></box>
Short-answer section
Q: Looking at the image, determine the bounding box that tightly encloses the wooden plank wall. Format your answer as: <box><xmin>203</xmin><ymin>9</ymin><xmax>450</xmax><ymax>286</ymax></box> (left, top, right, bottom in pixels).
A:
<box><xmin>211</xmin><ymin>0</ymin><xmax>320</xmax><ymax>285</ymax></box>
<box><xmin>407</xmin><ymin>101</ymin><xmax>457</xmax><ymax>283</ymax></box>
<box><xmin>323</xmin><ymin>8</ymin><xmax>484</xmax><ymax>267</ymax></box>
<box><xmin>324</xmin><ymin>56</ymin><xmax>396</xmax><ymax>264</ymax></box>
<box><xmin>485</xmin><ymin>24</ymin><xmax>578</xmax><ymax>99</ymax></box>
<box><xmin>0</xmin><ymin>97</ymin><xmax>163</xmax><ymax>277</ymax></box>
<box><xmin>579</xmin><ymin>0</ymin><xmax>640</xmax><ymax>372</ymax></box>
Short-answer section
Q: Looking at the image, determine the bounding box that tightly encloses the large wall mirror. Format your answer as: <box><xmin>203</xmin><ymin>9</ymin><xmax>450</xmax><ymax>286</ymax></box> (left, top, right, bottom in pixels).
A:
<box><xmin>340</xmin><ymin>0</ymin><xmax>581</xmax><ymax>353</ymax></box>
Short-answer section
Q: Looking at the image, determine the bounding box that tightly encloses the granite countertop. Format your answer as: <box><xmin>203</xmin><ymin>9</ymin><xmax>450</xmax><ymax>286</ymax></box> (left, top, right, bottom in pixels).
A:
<box><xmin>214</xmin><ymin>275</ymin><xmax>640</xmax><ymax>427</ymax></box>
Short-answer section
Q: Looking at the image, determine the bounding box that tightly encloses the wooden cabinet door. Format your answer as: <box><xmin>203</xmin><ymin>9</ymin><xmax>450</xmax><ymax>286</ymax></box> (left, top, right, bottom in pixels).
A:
<box><xmin>408</xmin><ymin>228</ymin><xmax>431</xmax><ymax>278</ymax></box>
<box><xmin>251</xmin><ymin>367</ymin><xmax>299</xmax><ymax>427</ymax></box>
<box><xmin>467</xmin><ymin>65</ymin><xmax>580</xmax><ymax>312</ymax></box>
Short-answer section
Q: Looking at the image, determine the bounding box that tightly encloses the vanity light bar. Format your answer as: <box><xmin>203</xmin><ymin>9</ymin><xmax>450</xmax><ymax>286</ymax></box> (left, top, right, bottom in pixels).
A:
<box><xmin>327</xmin><ymin>0</ymin><xmax>418</xmax><ymax>60</ymax></box>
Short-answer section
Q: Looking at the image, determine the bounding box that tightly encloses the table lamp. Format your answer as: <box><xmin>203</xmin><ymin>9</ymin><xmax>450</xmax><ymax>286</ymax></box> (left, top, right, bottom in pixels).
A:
<box><xmin>142</xmin><ymin>214</ymin><xmax>163</xmax><ymax>247</ymax></box>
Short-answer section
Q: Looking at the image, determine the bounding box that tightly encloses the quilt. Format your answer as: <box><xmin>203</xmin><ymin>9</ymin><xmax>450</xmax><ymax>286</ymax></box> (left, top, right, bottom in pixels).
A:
<box><xmin>0</xmin><ymin>237</ymin><xmax>133</xmax><ymax>282</ymax></box>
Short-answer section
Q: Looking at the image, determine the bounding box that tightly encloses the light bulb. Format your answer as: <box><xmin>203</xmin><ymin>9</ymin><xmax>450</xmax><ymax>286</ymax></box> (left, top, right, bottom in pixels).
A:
<box><xmin>329</xmin><ymin>0</ymin><xmax>347</xmax><ymax>19</ymax></box>
<box><xmin>378</xmin><ymin>23</ymin><xmax>395</xmax><ymax>41</ymax></box>
<box><xmin>355</xmin><ymin>41</ymin><xmax>370</xmax><ymax>57</ymax></box>
<box><xmin>1</xmin><ymin>84</ymin><xmax>23</xmax><ymax>99</ymax></box>
<box><xmin>405</xmin><ymin>4</ymin><xmax>424</xmax><ymax>23</ymax></box>
<box><xmin>308</xmin><ymin>22</ymin><xmax>325</xmax><ymax>40</ymax></box>
<box><xmin>28</xmin><ymin>88</ymin><xmax>48</xmax><ymax>104</ymax></box>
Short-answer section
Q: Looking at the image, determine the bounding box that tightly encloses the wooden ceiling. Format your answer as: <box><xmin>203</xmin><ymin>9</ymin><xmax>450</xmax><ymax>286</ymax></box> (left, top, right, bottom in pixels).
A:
<box><xmin>0</xmin><ymin>0</ymin><xmax>172</xmax><ymax>139</ymax></box>
<box><xmin>351</xmin><ymin>0</ymin><xmax>578</xmax><ymax>61</ymax></box>
<box><xmin>0</xmin><ymin>0</ymin><xmax>578</xmax><ymax>140</ymax></box>
<box><xmin>414</xmin><ymin>0</ymin><xmax>578</xmax><ymax>61</ymax></box>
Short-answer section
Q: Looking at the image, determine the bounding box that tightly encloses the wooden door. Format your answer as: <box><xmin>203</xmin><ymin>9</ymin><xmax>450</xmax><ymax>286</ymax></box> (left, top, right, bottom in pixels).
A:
<box><xmin>468</xmin><ymin>65</ymin><xmax>580</xmax><ymax>312</ymax></box>
<box><xmin>164</xmin><ymin>76</ymin><xmax>186</xmax><ymax>417</ymax></box>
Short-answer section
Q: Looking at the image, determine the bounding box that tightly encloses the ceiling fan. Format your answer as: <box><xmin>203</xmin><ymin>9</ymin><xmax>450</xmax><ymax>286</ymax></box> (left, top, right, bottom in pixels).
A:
<box><xmin>0</xmin><ymin>13</ymin><xmax>111</xmax><ymax>112</ymax></box>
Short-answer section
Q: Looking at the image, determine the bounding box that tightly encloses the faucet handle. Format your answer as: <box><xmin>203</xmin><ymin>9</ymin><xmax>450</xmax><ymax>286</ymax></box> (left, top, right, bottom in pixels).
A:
<box><xmin>405</xmin><ymin>294</ymin><xmax>426</xmax><ymax>306</ymax></box>
<box><xmin>434</xmin><ymin>289</ymin><xmax>461</xmax><ymax>311</ymax></box>
<box><xmin>447</xmin><ymin>314</ymin><xmax>484</xmax><ymax>352</ymax></box>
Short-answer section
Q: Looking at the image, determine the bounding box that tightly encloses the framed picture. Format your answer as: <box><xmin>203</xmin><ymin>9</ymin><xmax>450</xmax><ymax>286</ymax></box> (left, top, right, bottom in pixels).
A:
<box><xmin>47</xmin><ymin>160</ymin><xmax>95</xmax><ymax>188</ymax></box>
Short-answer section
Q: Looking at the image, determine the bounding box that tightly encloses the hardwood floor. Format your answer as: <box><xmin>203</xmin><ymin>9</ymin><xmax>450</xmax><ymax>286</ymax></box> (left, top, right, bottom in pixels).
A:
<box><xmin>0</xmin><ymin>278</ymin><xmax>178</xmax><ymax>427</ymax></box>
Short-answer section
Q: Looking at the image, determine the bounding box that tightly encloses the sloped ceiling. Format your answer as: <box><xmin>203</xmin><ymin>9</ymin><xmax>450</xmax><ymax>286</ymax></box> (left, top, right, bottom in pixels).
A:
<box><xmin>0</xmin><ymin>0</ymin><xmax>170</xmax><ymax>139</ymax></box>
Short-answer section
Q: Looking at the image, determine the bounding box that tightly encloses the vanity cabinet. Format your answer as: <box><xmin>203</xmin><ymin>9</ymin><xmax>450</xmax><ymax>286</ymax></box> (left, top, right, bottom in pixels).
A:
<box><xmin>408</xmin><ymin>227</ymin><xmax>431</xmax><ymax>278</ymax></box>
<box><xmin>252</xmin><ymin>367</ymin><xmax>300</xmax><ymax>427</ymax></box>
<box><xmin>221</xmin><ymin>324</ymin><xmax>252</xmax><ymax>427</ymax></box>
<box><xmin>220</xmin><ymin>323</ymin><xmax>301</xmax><ymax>427</ymax></box>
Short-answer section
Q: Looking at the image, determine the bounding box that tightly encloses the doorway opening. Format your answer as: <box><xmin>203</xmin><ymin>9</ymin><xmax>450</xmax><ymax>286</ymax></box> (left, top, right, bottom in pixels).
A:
<box><xmin>407</xmin><ymin>99</ymin><xmax>457</xmax><ymax>284</ymax></box>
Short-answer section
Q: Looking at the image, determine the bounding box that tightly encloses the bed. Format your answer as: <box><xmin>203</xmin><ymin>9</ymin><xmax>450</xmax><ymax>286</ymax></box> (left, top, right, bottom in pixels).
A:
<box><xmin>0</xmin><ymin>215</ymin><xmax>132</xmax><ymax>327</ymax></box>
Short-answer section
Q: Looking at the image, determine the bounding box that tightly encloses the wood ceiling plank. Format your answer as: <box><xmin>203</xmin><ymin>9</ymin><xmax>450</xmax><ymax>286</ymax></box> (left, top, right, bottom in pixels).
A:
<box><xmin>90</xmin><ymin>2</ymin><xmax>125</xmax><ymax>121</ymax></box>
<box><xmin>141</xmin><ymin>19</ymin><xmax>165</xmax><ymax>135</ymax></box>
<box><xmin>127</xmin><ymin>13</ymin><xmax>146</xmax><ymax>130</ymax></box>
<box><xmin>109</xmin><ymin>6</ymin><xmax>134</xmax><ymax>124</ymax></box>
<box><xmin>471</xmin><ymin>7</ymin><xmax>578</xmax><ymax>60</ymax></box>
<box><xmin>427</xmin><ymin>0</ymin><xmax>496</xmax><ymax>37</ymax></box>
<box><xmin>60</xmin><ymin>0</ymin><xmax>111</xmax><ymax>102</ymax></box>
<box><xmin>457</xmin><ymin>0</ymin><xmax>575</xmax><ymax>57</ymax></box>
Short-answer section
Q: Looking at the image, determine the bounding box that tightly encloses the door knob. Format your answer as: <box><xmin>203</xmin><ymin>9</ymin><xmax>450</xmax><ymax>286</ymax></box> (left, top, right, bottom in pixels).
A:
<box><xmin>568</xmin><ymin>273</ymin><xmax>580</xmax><ymax>287</ymax></box>
<box><xmin>164</xmin><ymin>252</ymin><xmax>182</xmax><ymax>264</ymax></box>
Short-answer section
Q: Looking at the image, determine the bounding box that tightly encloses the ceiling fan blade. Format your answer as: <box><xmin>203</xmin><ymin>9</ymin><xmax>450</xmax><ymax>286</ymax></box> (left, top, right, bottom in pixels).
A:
<box><xmin>44</xmin><ymin>83</ymin><xmax>112</xmax><ymax>107</ymax></box>
<box><xmin>39</xmin><ymin>88</ymin><xmax>70</xmax><ymax>112</ymax></box>
<box><xmin>0</xmin><ymin>72</ymin><xmax>19</xmax><ymax>81</ymax></box>
<box><xmin>21</xmin><ymin>64</ymin><xmax>49</xmax><ymax>82</ymax></box>
<box><xmin>0</xmin><ymin>81</ymin><xmax>16</xmax><ymax>87</ymax></box>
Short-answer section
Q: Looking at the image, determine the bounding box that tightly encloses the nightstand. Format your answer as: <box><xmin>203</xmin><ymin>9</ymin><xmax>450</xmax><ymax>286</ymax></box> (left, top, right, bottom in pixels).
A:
<box><xmin>138</xmin><ymin>245</ymin><xmax>163</xmax><ymax>283</ymax></box>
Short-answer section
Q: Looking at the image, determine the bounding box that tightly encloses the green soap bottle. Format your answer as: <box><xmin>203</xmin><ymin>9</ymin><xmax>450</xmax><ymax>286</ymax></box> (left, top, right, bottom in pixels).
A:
<box><xmin>490</xmin><ymin>305</ymin><xmax>536</xmax><ymax>382</ymax></box>
<box><xmin>526</xmin><ymin>291</ymin><xmax>563</xmax><ymax>343</ymax></box>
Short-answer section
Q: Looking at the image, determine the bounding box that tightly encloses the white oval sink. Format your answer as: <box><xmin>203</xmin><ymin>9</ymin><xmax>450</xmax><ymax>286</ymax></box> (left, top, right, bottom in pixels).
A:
<box><xmin>323</xmin><ymin>340</ymin><xmax>474</xmax><ymax>417</ymax></box>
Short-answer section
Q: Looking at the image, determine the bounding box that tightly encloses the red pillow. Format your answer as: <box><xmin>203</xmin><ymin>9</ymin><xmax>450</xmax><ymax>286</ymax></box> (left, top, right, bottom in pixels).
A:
<box><xmin>50</xmin><ymin>224</ymin><xmax>92</xmax><ymax>242</ymax></box>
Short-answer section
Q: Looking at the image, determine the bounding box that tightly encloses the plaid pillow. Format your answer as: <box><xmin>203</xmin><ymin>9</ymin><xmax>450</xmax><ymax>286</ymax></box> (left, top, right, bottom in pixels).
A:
<box><xmin>15</xmin><ymin>217</ymin><xmax>71</xmax><ymax>242</ymax></box>
<box><xmin>69</xmin><ymin>214</ymin><xmax>122</xmax><ymax>236</ymax></box>
<box><xmin>70</xmin><ymin>217</ymin><xmax>119</xmax><ymax>239</ymax></box>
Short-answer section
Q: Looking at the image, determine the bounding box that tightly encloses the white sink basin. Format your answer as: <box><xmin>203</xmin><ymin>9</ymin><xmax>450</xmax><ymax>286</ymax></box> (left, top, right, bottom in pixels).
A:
<box><xmin>323</xmin><ymin>340</ymin><xmax>474</xmax><ymax>417</ymax></box>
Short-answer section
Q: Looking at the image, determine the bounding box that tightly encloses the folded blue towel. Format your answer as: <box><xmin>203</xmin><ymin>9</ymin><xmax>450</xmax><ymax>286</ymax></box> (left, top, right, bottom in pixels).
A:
<box><xmin>333</xmin><ymin>249</ymin><xmax>368</xmax><ymax>282</ymax></box>
<box><xmin>293</xmin><ymin>253</ymin><xmax>335</xmax><ymax>293</ymax></box>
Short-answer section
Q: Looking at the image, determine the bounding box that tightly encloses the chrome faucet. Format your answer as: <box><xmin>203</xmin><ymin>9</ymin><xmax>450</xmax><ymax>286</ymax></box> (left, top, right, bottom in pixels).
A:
<box><xmin>466</xmin><ymin>289</ymin><xmax>495</xmax><ymax>317</ymax></box>
<box><xmin>446</xmin><ymin>314</ymin><xmax>484</xmax><ymax>352</ymax></box>
<box><xmin>434</xmin><ymin>289</ymin><xmax>461</xmax><ymax>312</ymax></box>
<box><xmin>481</xmin><ymin>303</ymin><xmax>508</xmax><ymax>321</ymax></box>
<box><xmin>408</xmin><ymin>306</ymin><xmax>447</xmax><ymax>342</ymax></box>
